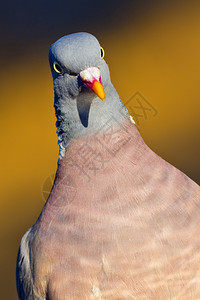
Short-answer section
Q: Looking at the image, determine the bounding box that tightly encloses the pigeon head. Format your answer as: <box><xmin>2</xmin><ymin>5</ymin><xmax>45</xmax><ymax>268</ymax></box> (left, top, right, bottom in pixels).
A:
<box><xmin>49</xmin><ymin>32</ymin><xmax>108</xmax><ymax>101</ymax></box>
<box><xmin>49</xmin><ymin>32</ymin><xmax>129</xmax><ymax>157</ymax></box>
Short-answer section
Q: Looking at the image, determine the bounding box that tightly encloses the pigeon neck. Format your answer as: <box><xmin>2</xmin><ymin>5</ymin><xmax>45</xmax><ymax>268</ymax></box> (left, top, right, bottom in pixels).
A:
<box><xmin>55</xmin><ymin>116</ymin><xmax>138</xmax><ymax>185</ymax></box>
<box><xmin>55</xmin><ymin>83</ymin><xmax>131</xmax><ymax>160</ymax></box>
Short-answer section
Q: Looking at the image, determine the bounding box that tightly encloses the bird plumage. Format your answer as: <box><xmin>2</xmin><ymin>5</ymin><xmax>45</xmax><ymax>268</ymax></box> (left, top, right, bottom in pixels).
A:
<box><xmin>16</xmin><ymin>32</ymin><xmax>200</xmax><ymax>299</ymax></box>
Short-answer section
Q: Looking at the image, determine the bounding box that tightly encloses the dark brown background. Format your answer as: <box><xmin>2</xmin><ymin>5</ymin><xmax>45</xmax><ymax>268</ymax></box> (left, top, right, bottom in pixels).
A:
<box><xmin>1</xmin><ymin>1</ymin><xmax>200</xmax><ymax>299</ymax></box>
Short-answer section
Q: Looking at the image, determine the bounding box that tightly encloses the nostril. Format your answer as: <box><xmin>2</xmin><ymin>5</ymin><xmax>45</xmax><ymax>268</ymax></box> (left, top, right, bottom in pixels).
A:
<box><xmin>68</xmin><ymin>71</ymin><xmax>78</xmax><ymax>76</ymax></box>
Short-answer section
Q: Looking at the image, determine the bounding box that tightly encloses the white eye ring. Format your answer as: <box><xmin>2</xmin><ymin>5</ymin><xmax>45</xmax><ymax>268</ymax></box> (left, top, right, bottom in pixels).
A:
<box><xmin>100</xmin><ymin>46</ymin><xmax>105</xmax><ymax>59</ymax></box>
<box><xmin>53</xmin><ymin>62</ymin><xmax>63</xmax><ymax>74</ymax></box>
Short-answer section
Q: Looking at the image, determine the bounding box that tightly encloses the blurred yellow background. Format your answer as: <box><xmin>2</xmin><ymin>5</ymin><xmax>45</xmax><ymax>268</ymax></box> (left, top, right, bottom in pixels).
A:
<box><xmin>0</xmin><ymin>1</ymin><xmax>200</xmax><ymax>299</ymax></box>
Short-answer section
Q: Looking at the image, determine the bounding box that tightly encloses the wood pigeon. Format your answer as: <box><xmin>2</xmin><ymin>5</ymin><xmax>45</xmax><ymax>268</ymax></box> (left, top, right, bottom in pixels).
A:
<box><xmin>16</xmin><ymin>32</ymin><xmax>200</xmax><ymax>300</ymax></box>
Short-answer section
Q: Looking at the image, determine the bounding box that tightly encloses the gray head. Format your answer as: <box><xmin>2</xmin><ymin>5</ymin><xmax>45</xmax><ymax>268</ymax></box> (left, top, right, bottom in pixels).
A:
<box><xmin>49</xmin><ymin>32</ymin><xmax>129</xmax><ymax>157</ymax></box>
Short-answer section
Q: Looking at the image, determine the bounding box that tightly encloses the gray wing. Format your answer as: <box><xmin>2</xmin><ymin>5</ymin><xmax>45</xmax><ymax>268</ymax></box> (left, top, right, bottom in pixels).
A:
<box><xmin>16</xmin><ymin>229</ymin><xmax>45</xmax><ymax>300</ymax></box>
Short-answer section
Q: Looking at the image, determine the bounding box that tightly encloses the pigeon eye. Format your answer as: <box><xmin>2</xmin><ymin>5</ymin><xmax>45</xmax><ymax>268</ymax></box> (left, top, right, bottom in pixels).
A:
<box><xmin>100</xmin><ymin>47</ymin><xmax>105</xmax><ymax>59</ymax></box>
<box><xmin>53</xmin><ymin>62</ymin><xmax>63</xmax><ymax>74</ymax></box>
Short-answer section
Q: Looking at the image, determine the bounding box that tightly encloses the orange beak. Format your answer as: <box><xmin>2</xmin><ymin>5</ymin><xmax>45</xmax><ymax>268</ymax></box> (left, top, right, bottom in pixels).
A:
<box><xmin>90</xmin><ymin>80</ymin><xmax>105</xmax><ymax>101</ymax></box>
<box><xmin>79</xmin><ymin>67</ymin><xmax>105</xmax><ymax>101</ymax></box>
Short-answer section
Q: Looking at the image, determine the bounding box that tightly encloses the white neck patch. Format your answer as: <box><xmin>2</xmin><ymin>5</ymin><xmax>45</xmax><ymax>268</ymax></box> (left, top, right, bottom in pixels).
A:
<box><xmin>129</xmin><ymin>115</ymin><xmax>135</xmax><ymax>124</ymax></box>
